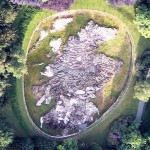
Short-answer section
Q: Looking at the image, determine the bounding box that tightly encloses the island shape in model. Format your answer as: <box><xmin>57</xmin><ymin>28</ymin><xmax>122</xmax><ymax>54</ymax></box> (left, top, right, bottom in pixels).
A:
<box><xmin>32</xmin><ymin>20</ymin><xmax>123</xmax><ymax>135</ymax></box>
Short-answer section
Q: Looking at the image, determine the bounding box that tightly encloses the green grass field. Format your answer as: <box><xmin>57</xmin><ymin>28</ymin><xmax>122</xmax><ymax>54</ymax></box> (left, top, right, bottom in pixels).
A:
<box><xmin>2</xmin><ymin>0</ymin><xmax>150</xmax><ymax>147</ymax></box>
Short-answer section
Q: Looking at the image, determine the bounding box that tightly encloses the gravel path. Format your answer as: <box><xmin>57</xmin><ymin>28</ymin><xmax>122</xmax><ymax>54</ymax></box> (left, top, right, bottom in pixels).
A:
<box><xmin>136</xmin><ymin>101</ymin><xmax>145</xmax><ymax>122</ymax></box>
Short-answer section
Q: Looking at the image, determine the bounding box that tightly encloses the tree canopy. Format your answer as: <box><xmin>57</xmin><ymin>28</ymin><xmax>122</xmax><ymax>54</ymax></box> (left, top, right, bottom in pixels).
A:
<box><xmin>0</xmin><ymin>0</ymin><xmax>38</xmax><ymax>106</ymax></box>
<box><xmin>118</xmin><ymin>122</ymin><xmax>146</xmax><ymax>150</ymax></box>
<box><xmin>9</xmin><ymin>137</ymin><xmax>34</xmax><ymax>150</ymax></box>
<box><xmin>57</xmin><ymin>139</ymin><xmax>78</xmax><ymax>150</ymax></box>
<box><xmin>0</xmin><ymin>0</ymin><xmax>17</xmax><ymax>50</ymax></box>
<box><xmin>134</xmin><ymin>4</ymin><xmax>150</xmax><ymax>38</ymax></box>
<box><xmin>6</xmin><ymin>47</ymin><xmax>27</xmax><ymax>79</ymax></box>
<box><xmin>134</xmin><ymin>81</ymin><xmax>150</xmax><ymax>102</ymax></box>
<box><xmin>108</xmin><ymin>117</ymin><xmax>150</xmax><ymax>150</ymax></box>
<box><xmin>0</xmin><ymin>118</ymin><xmax>14</xmax><ymax>149</ymax></box>
<box><xmin>33</xmin><ymin>137</ymin><xmax>57</xmax><ymax>150</ymax></box>
<box><xmin>107</xmin><ymin>116</ymin><xmax>133</xmax><ymax>148</ymax></box>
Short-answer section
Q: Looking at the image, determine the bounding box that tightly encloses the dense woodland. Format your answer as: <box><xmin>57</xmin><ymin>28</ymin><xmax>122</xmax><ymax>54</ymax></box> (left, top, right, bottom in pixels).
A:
<box><xmin>0</xmin><ymin>0</ymin><xmax>38</xmax><ymax>106</ymax></box>
<box><xmin>1</xmin><ymin>0</ymin><xmax>150</xmax><ymax>149</ymax></box>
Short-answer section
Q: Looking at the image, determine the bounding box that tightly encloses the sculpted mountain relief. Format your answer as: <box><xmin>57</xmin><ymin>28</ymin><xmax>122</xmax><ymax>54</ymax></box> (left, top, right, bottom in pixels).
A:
<box><xmin>32</xmin><ymin>20</ymin><xmax>123</xmax><ymax>135</ymax></box>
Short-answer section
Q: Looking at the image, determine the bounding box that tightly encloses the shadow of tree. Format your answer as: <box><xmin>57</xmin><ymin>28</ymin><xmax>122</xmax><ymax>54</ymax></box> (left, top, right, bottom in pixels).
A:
<box><xmin>136</xmin><ymin>36</ymin><xmax>150</xmax><ymax>58</ymax></box>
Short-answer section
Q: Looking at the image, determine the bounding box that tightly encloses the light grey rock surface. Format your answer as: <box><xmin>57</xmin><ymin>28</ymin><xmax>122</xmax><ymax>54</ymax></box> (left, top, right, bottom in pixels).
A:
<box><xmin>41</xmin><ymin>66</ymin><xmax>54</xmax><ymax>78</ymax></box>
<box><xmin>49</xmin><ymin>38</ymin><xmax>62</xmax><ymax>54</ymax></box>
<box><xmin>50</xmin><ymin>18</ymin><xmax>73</xmax><ymax>33</ymax></box>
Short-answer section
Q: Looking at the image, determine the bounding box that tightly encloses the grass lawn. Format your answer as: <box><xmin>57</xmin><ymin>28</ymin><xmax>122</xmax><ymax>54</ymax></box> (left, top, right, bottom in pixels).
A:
<box><xmin>2</xmin><ymin>0</ymin><xmax>150</xmax><ymax>147</ymax></box>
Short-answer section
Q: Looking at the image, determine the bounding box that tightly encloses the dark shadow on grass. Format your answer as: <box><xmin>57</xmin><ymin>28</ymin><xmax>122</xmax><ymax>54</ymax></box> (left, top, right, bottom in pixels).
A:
<box><xmin>5</xmin><ymin>77</ymin><xmax>37</xmax><ymax>137</ymax></box>
<box><xmin>140</xmin><ymin>101</ymin><xmax>150</xmax><ymax>133</ymax></box>
<box><xmin>136</xmin><ymin>36</ymin><xmax>150</xmax><ymax>58</ymax></box>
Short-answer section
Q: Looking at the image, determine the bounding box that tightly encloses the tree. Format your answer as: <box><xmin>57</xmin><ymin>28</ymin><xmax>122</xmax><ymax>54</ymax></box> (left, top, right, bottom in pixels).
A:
<box><xmin>0</xmin><ymin>79</ymin><xmax>10</xmax><ymax>106</ymax></box>
<box><xmin>107</xmin><ymin>0</ymin><xmax>135</xmax><ymax>7</ymax></box>
<box><xmin>6</xmin><ymin>48</ymin><xmax>27</xmax><ymax>79</ymax></box>
<box><xmin>134</xmin><ymin>49</ymin><xmax>150</xmax><ymax>102</ymax></box>
<box><xmin>107</xmin><ymin>116</ymin><xmax>133</xmax><ymax>148</ymax></box>
<box><xmin>0</xmin><ymin>0</ymin><xmax>37</xmax><ymax>106</ymax></box>
<box><xmin>4</xmin><ymin>10</ymin><xmax>17</xmax><ymax>24</ymax></box>
<box><xmin>6</xmin><ymin>62</ymin><xmax>27</xmax><ymax>79</ymax></box>
<box><xmin>118</xmin><ymin>122</ymin><xmax>146</xmax><ymax>150</ymax></box>
<box><xmin>57</xmin><ymin>145</ymin><xmax>65</xmax><ymax>150</ymax></box>
<box><xmin>134</xmin><ymin>4</ymin><xmax>150</xmax><ymax>38</ymax></box>
<box><xmin>0</xmin><ymin>27</ymin><xmax>16</xmax><ymax>49</ymax></box>
<box><xmin>33</xmin><ymin>137</ymin><xmax>57</xmax><ymax>150</ymax></box>
<box><xmin>9</xmin><ymin>137</ymin><xmax>34</xmax><ymax>150</ymax></box>
<box><xmin>89</xmin><ymin>143</ymin><xmax>103</xmax><ymax>150</ymax></box>
<box><xmin>57</xmin><ymin>139</ymin><xmax>78</xmax><ymax>150</ymax></box>
<box><xmin>108</xmin><ymin>117</ymin><xmax>150</xmax><ymax>150</ymax></box>
<box><xmin>136</xmin><ymin>49</ymin><xmax>150</xmax><ymax>81</ymax></box>
<box><xmin>0</xmin><ymin>80</ymin><xmax>9</xmax><ymax>97</ymax></box>
<box><xmin>0</xmin><ymin>0</ymin><xmax>17</xmax><ymax>50</ymax></box>
<box><xmin>10</xmin><ymin>0</ymin><xmax>74</xmax><ymax>11</ymax></box>
<box><xmin>0</xmin><ymin>118</ymin><xmax>14</xmax><ymax>149</ymax></box>
<box><xmin>134</xmin><ymin>81</ymin><xmax>150</xmax><ymax>102</ymax></box>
